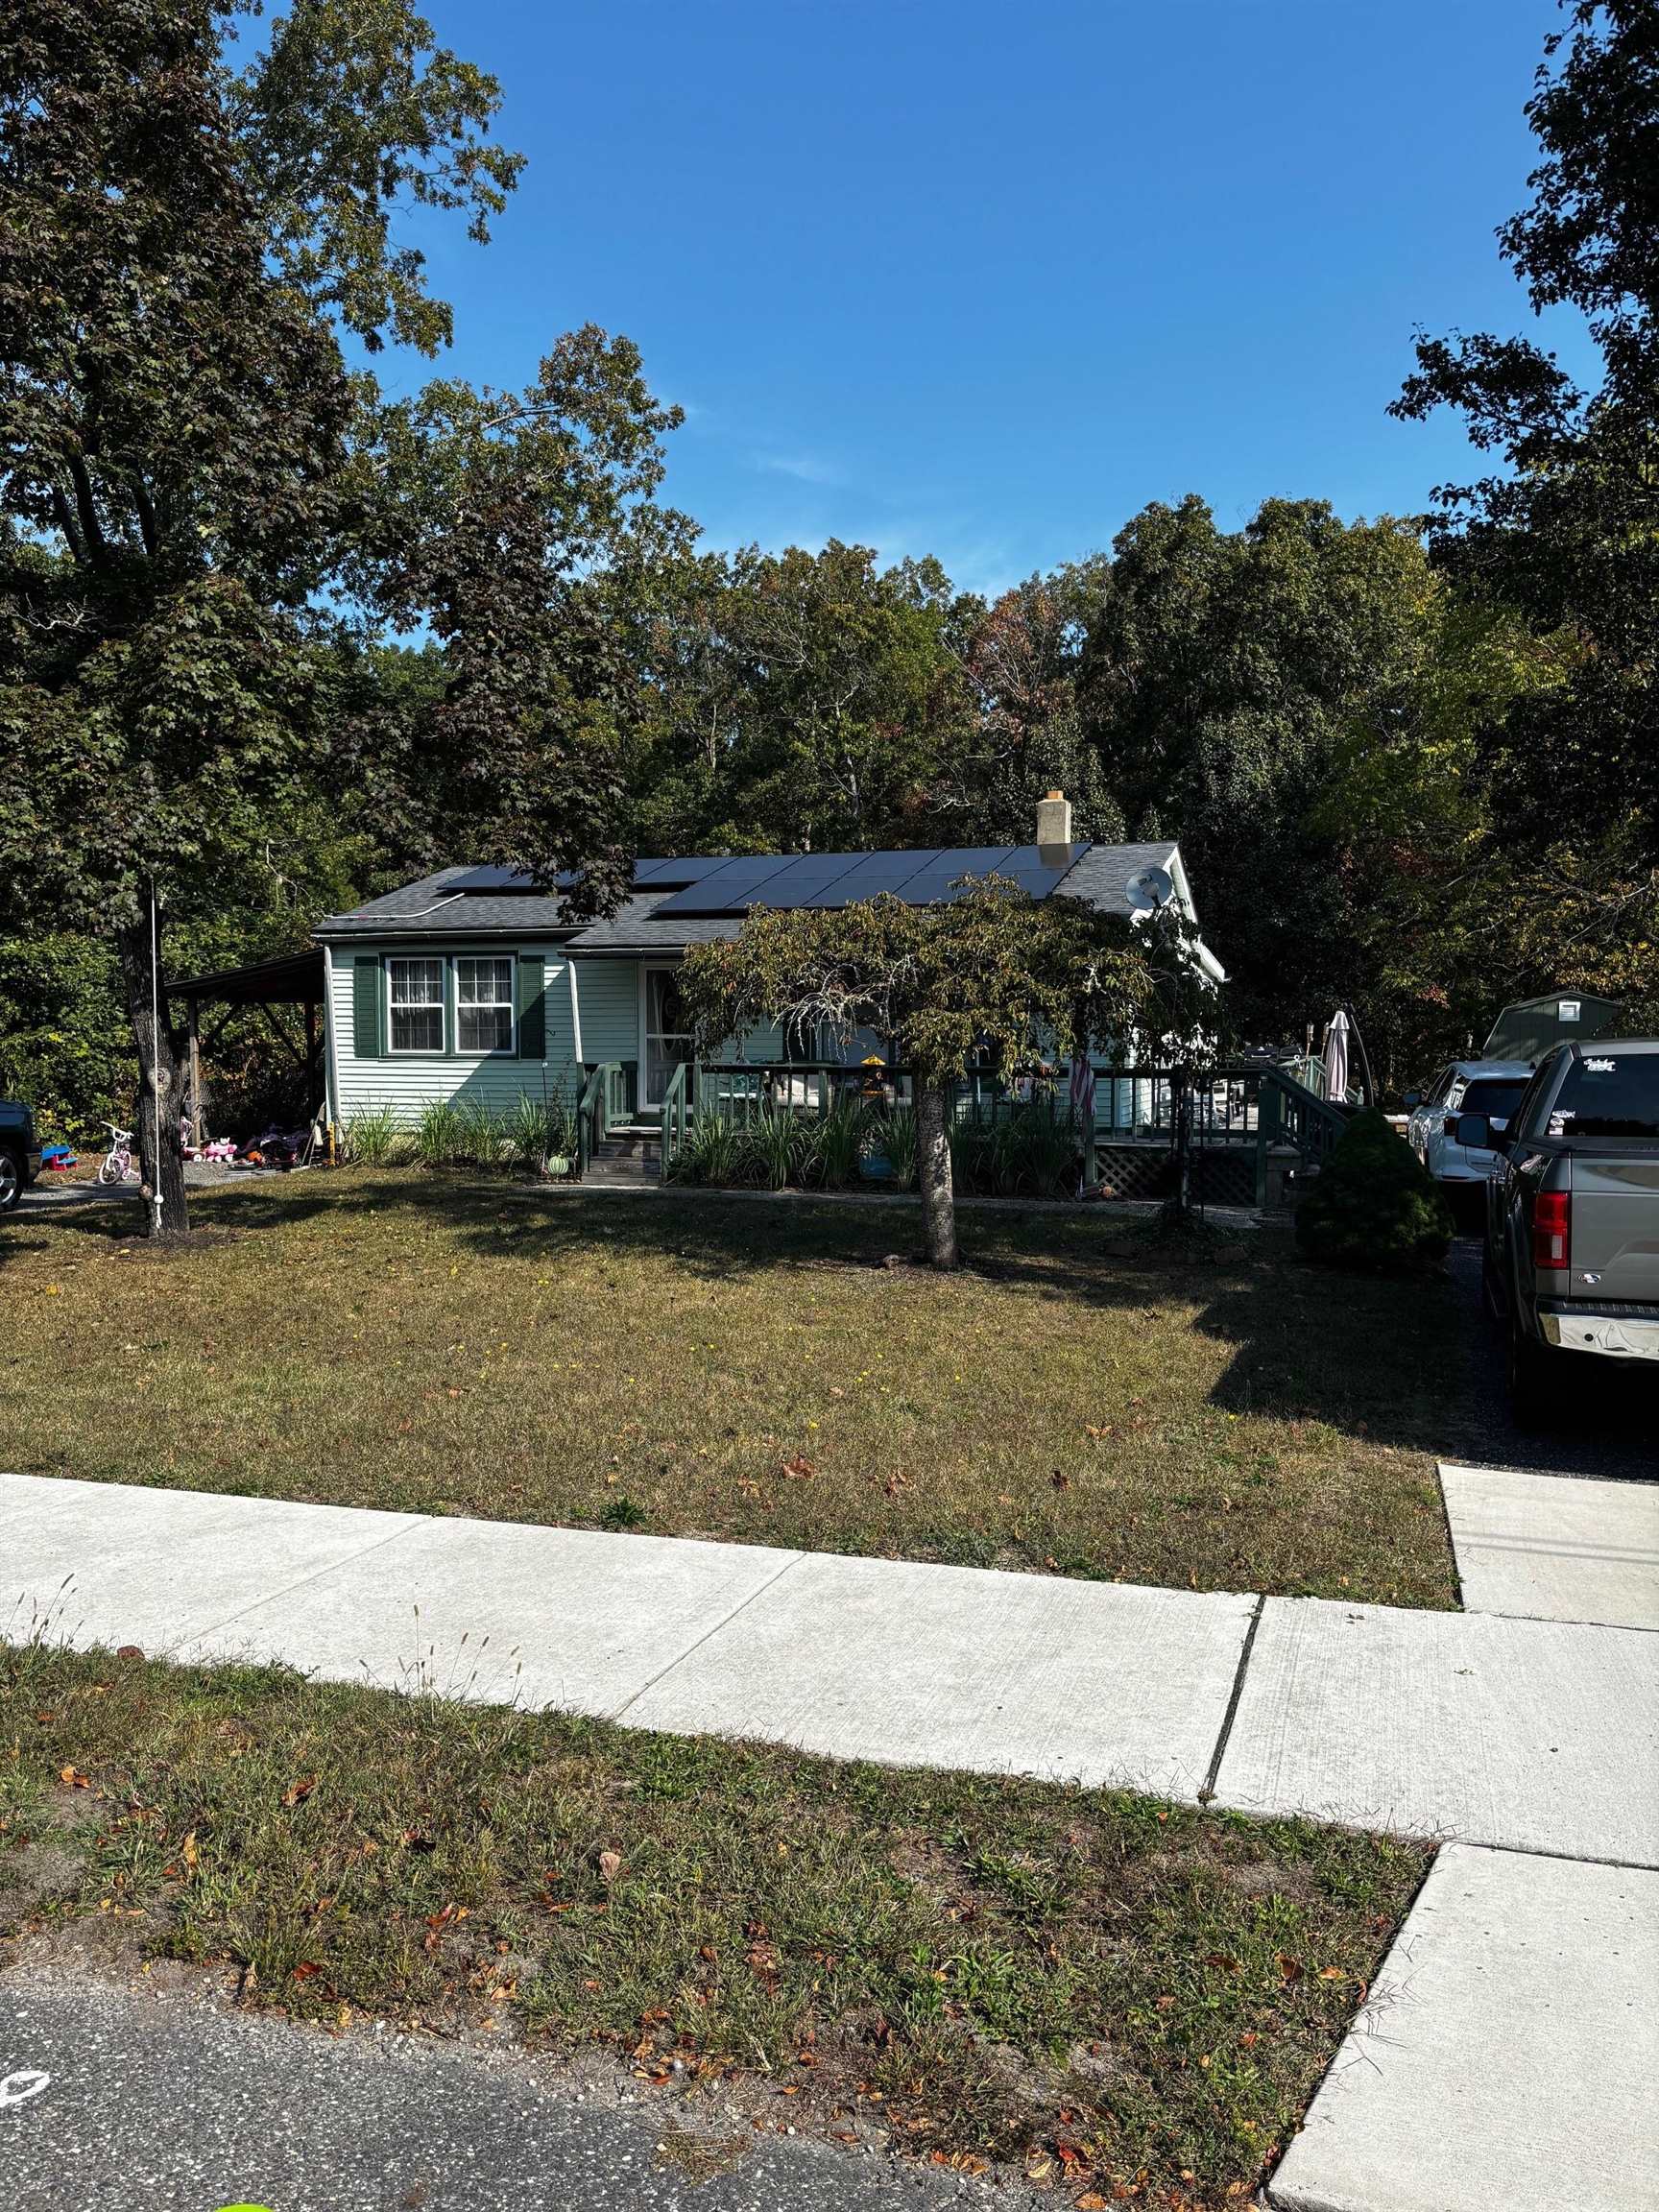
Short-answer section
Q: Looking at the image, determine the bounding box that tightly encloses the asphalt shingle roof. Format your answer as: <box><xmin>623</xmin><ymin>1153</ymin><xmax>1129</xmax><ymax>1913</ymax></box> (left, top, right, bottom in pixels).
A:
<box><xmin>315</xmin><ymin>841</ymin><xmax>1192</xmax><ymax>949</ymax></box>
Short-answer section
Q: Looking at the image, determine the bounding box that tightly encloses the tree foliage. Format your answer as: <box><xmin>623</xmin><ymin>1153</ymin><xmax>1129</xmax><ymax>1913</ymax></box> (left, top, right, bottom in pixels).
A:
<box><xmin>679</xmin><ymin>882</ymin><xmax>1213</xmax><ymax>1266</ymax></box>
<box><xmin>1390</xmin><ymin>0</ymin><xmax>1657</xmax><ymax>1004</ymax></box>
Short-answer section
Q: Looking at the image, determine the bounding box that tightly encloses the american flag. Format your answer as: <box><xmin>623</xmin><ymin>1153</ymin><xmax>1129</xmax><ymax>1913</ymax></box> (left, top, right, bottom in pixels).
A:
<box><xmin>1070</xmin><ymin>1053</ymin><xmax>1097</xmax><ymax>1194</ymax></box>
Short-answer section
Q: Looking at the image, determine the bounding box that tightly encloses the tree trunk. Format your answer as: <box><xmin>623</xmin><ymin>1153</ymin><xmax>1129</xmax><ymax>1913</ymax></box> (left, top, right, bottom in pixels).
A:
<box><xmin>916</xmin><ymin>1080</ymin><xmax>959</xmax><ymax>1270</ymax></box>
<box><xmin>114</xmin><ymin>909</ymin><xmax>190</xmax><ymax>1240</ymax></box>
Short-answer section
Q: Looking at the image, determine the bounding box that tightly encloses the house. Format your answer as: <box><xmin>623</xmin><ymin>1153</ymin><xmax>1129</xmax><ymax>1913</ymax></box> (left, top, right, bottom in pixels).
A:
<box><xmin>315</xmin><ymin>795</ymin><xmax>1224</xmax><ymax>1138</ymax></box>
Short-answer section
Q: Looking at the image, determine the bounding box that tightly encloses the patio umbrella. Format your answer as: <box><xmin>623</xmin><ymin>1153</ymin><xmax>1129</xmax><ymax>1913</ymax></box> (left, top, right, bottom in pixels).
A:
<box><xmin>1322</xmin><ymin>1009</ymin><xmax>1351</xmax><ymax>1103</ymax></box>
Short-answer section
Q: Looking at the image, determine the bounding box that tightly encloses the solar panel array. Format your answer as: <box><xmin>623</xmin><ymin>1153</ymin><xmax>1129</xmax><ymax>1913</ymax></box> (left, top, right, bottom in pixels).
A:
<box><xmin>650</xmin><ymin>844</ymin><xmax>1089</xmax><ymax>917</ymax></box>
<box><xmin>446</xmin><ymin>847</ymin><xmax>1092</xmax><ymax>911</ymax></box>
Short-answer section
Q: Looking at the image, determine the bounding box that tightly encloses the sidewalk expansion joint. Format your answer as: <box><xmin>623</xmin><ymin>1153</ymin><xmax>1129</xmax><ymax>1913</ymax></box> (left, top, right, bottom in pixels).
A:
<box><xmin>1198</xmin><ymin>1592</ymin><xmax>1266</xmax><ymax>1805</ymax></box>
<box><xmin>180</xmin><ymin>1516</ymin><xmax>427</xmax><ymax>1648</ymax></box>
<box><xmin>605</xmin><ymin>1550</ymin><xmax>806</xmax><ymax>1724</ymax></box>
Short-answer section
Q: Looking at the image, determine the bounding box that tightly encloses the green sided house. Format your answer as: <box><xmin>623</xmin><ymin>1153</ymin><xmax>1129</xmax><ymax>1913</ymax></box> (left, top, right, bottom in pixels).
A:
<box><xmin>315</xmin><ymin>797</ymin><xmax>1226</xmax><ymax>1174</ymax></box>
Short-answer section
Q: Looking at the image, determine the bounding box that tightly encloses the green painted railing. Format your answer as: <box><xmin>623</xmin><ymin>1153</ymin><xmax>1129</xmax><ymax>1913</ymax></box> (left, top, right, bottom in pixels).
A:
<box><xmin>1253</xmin><ymin>1064</ymin><xmax>1350</xmax><ymax>1201</ymax></box>
<box><xmin>575</xmin><ymin>1059</ymin><xmax>633</xmax><ymax>1179</ymax></box>
<box><xmin>659</xmin><ymin>1058</ymin><xmax>689</xmax><ymax>1176</ymax></box>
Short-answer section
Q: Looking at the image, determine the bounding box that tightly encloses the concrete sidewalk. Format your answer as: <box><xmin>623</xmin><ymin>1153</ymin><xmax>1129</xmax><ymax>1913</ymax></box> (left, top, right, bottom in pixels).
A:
<box><xmin>4</xmin><ymin>1470</ymin><xmax>1654</xmax><ymax>1863</ymax></box>
<box><xmin>4</xmin><ymin>1467</ymin><xmax>1658</xmax><ymax>2212</ymax></box>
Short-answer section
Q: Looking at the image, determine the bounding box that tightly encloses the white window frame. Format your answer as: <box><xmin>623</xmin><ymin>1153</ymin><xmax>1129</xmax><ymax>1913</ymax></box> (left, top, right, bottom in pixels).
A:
<box><xmin>386</xmin><ymin>955</ymin><xmax>445</xmax><ymax>1056</ymax></box>
<box><xmin>455</xmin><ymin>953</ymin><xmax>516</xmax><ymax>1058</ymax></box>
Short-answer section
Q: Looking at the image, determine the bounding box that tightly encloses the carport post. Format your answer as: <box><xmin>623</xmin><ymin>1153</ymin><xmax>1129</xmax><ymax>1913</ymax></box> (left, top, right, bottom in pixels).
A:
<box><xmin>187</xmin><ymin>998</ymin><xmax>204</xmax><ymax>1144</ymax></box>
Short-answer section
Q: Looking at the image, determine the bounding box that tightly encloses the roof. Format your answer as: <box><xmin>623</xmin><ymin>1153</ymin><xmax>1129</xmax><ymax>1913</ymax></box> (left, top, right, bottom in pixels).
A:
<box><xmin>1481</xmin><ymin>991</ymin><xmax>1625</xmax><ymax>1064</ymax></box>
<box><xmin>315</xmin><ymin>839</ymin><xmax>1220</xmax><ymax>968</ymax></box>
<box><xmin>168</xmin><ymin>949</ymin><xmax>325</xmax><ymax>1006</ymax></box>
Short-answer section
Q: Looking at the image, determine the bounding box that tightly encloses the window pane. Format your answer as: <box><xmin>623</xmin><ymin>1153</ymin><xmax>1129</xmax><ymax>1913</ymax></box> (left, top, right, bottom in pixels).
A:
<box><xmin>1551</xmin><ymin>1053</ymin><xmax>1659</xmax><ymax>1138</ymax></box>
<box><xmin>1460</xmin><ymin>1079</ymin><xmax>1527</xmax><ymax>1118</ymax></box>
<box><xmin>390</xmin><ymin>1004</ymin><xmax>444</xmax><ymax>1051</ymax></box>
<box><xmin>457</xmin><ymin>957</ymin><xmax>512</xmax><ymax>1007</ymax></box>
<box><xmin>459</xmin><ymin>1004</ymin><xmax>513</xmax><ymax>1053</ymax></box>
<box><xmin>390</xmin><ymin>958</ymin><xmax>443</xmax><ymax>1006</ymax></box>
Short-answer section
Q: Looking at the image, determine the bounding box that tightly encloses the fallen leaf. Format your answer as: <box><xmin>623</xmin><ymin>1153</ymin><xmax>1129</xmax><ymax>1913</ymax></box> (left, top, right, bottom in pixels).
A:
<box><xmin>281</xmin><ymin>1775</ymin><xmax>317</xmax><ymax>1809</ymax></box>
<box><xmin>1277</xmin><ymin>1953</ymin><xmax>1304</xmax><ymax>1984</ymax></box>
<box><xmin>599</xmin><ymin>1849</ymin><xmax>622</xmax><ymax>1883</ymax></box>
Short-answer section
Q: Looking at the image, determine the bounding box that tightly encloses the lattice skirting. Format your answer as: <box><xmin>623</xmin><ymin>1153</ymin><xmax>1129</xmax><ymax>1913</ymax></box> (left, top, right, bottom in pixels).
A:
<box><xmin>1095</xmin><ymin>1144</ymin><xmax>1255</xmax><ymax>1208</ymax></box>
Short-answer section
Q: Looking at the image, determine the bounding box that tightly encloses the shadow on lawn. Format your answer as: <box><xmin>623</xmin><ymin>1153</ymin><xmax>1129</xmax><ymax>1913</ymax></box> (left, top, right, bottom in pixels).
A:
<box><xmin>17</xmin><ymin>1175</ymin><xmax>1655</xmax><ymax>1479</ymax></box>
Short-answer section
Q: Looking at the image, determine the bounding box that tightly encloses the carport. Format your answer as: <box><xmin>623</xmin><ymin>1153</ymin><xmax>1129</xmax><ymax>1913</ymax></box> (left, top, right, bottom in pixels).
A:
<box><xmin>167</xmin><ymin>948</ymin><xmax>327</xmax><ymax>1138</ymax></box>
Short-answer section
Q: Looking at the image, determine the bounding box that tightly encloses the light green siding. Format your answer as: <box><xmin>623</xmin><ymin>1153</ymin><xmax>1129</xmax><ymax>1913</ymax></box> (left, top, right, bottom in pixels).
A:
<box><xmin>327</xmin><ymin>942</ymin><xmax>613</xmax><ymax>1126</ymax></box>
<box><xmin>572</xmin><ymin>959</ymin><xmax>638</xmax><ymax>1064</ymax></box>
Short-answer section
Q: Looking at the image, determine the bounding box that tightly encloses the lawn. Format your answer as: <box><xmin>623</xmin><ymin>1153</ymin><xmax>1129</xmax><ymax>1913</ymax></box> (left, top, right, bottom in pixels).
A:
<box><xmin>0</xmin><ymin>1172</ymin><xmax>1462</xmax><ymax>1604</ymax></box>
<box><xmin>0</xmin><ymin>1639</ymin><xmax>1428</xmax><ymax>2205</ymax></box>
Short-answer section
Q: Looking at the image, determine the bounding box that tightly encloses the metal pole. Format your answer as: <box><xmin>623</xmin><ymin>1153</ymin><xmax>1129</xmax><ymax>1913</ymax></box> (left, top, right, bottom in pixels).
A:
<box><xmin>148</xmin><ymin>881</ymin><xmax>164</xmax><ymax>1237</ymax></box>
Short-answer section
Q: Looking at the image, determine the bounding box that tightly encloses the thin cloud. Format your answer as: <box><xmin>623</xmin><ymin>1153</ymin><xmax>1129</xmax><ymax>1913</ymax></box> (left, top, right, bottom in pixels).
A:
<box><xmin>753</xmin><ymin>449</ymin><xmax>844</xmax><ymax>486</ymax></box>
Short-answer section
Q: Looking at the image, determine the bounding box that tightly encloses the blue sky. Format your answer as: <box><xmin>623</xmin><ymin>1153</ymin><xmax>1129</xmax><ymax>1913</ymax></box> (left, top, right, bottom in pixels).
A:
<box><xmin>397</xmin><ymin>0</ymin><xmax>1597</xmax><ymax>596</ymax></box>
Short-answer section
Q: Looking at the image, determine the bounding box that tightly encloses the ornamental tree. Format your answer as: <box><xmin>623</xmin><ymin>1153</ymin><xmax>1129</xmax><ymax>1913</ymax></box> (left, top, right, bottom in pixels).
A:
<box><xmin>677</xmin><ymin>879</ymin><xmax>1213</xmax><ymax>1269</ymax></box>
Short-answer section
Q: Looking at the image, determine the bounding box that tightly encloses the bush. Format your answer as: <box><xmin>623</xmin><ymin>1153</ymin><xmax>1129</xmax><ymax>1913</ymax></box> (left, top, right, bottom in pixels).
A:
<box><xmin>415</xmin><ymin>1099</ymin><xmax>463</xmax><ymax>1168</ymax></box>
<box><xmin>949</xmin><ymin>1099</ymin><xmax>1081</xmax><ymax>1199</ymax></box>
<box><xmin>1295</xmin><ymin>1108</ymin><xmax>1453</xmax><ymax>1275</ymax></box>
<box><xmin>344</xmin><ymin>1104</ymin><xmax>397</xmax><ymax>1166</ymax></box>
<box><xmin>454</xmin><ymin>1096</ymin><xmax>506</xmax><ymax>1167</ymax></box>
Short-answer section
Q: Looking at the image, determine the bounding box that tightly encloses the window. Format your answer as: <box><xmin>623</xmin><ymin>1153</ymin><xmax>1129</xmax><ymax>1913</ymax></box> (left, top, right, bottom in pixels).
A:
<box><xmin>457</xmin><ymin>955</ymin><xmax>515</xmax><ymax>1054</ymax></box>
<box><xmin>388</xmin><ymin>957</ymin><xmax>444</xmax><ymax>1053</ymax></box>
<box><xmin>1548</xmin><ymin>1052</ymin><xmax>1659</xmax><ymax>1139</ymax></box>
<box><xmin>1458</xmin><ymin>1078</ymin><xmax>1527</xmax><ymax>1124</ymax></box>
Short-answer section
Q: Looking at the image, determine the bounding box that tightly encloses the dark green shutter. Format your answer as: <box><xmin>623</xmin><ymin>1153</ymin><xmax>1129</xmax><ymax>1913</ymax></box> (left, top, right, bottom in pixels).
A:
<box><xmin>352</xmin><ymin>956</ymin><xmax>385</xmax><ymax>1058</ymax></box>
<box><xmin>517</xmin><ymin>951</ymin><xmax>546</xmax><ymax>1059</ymax></box>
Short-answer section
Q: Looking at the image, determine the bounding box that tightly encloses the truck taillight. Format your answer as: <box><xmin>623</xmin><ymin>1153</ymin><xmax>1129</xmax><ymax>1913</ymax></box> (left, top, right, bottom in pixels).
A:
<box><xmin>1532</xmin><ymin>1190</ymin><xmax>1571</xmax><ymax>1272</ymax></box>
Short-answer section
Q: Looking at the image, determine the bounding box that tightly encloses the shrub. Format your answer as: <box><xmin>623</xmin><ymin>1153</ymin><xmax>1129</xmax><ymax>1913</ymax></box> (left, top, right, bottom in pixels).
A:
<box><xmin>344</xmin><ymin>1104</ymin><xmax>397</xmax><ymax>1166</ymax></box>
<box><xmin>950</xmin><ymin>1099</ymin><xmax>1080</xmax><ymax>1198</ymax></box>
<box><xmin>674</xmin><ymin>1109</ymin><xmax>750</xmax><ymax>1185</ymax></box>
<box><xmin>1295</xmin><ymin>1108</ymin><xmax>1453</xmax><ymax>1275</ymax></box>
<box><xmin>505</xmin><ymin>1094</ymin><xmax>550</xmax><ymax>1172</ymax></box>
<box><xmin>877</xmin><ymin>1105</ymin><xmax>919</xmax><ymax>1189</ymax></box>
<box><xmin>454</xmin><ymin>1096</ymin><xmax>506</xmax><ymax>1167</ymax></box>
<box><xmin>415</xmin><ymin>1098</ymin><xmax>463</xmax><ymax>1168</ymax></box>
<box><xmin>812</xmin><ymin>1099</ymin><xmax>871</xmax><ymax>1189</ymax></box>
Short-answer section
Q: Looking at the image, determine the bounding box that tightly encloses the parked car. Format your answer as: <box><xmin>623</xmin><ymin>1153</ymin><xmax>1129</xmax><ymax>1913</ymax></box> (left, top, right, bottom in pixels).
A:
<box><xmin>1468</xmin><ymin>1039</ymin><xmax>1659</xmax><ymax>1416</ymax></box>
<box><xmin>0</xmin><ymin>1096</ymin><xmax>42</xmax><ymax>1212</ymax></box>
<box><xmin>1405</xmin><ymin>1059</ymin><xmax>1533</xmax><ymax>1190</ymax></box>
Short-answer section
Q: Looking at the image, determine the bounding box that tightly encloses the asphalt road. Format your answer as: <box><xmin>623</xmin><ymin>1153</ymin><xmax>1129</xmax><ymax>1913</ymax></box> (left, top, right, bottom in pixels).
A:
<box><xmin>0</xmin><ymin>1977</ymin><xmax>975</xmax><ymax>2212</ymax></box>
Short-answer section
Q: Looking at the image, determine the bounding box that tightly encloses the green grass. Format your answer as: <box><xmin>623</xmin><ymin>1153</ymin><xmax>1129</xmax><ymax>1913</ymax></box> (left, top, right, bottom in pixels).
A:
<box><xmin>0</xmin><ymin>1639</ymin><xmax>1428</xmax><ymax>2203</ymax></box>
<box><xmin>0</xmin><ymin>1172</ymin><xmax>1464</xmax><ymax>1603</ymax></box>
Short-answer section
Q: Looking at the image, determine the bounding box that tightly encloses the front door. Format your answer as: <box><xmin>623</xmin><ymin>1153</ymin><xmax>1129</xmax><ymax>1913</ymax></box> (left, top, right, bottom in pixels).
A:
<box><xmin>642</xmin><ymin>965</ymin><xmax>695</xmax><ymax>1109</ymax></box>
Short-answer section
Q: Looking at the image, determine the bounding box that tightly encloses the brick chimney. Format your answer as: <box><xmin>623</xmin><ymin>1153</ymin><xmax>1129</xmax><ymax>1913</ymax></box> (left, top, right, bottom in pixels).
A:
<box><xmin>1035</xmin><ymin>788</ymin><xmax>1072</xmax><ymax>853</ymax></box>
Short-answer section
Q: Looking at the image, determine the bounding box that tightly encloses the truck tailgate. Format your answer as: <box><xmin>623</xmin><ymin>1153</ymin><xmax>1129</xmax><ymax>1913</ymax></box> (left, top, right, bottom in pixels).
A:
<box><xmin>1571</xmin><ymin>1155</ymin><xmax>1659</xmax><ymax>1302</ymax></box>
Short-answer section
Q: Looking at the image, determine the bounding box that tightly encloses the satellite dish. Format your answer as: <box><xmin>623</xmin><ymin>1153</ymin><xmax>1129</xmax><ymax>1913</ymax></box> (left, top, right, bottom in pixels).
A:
<box><xmin>1125</xmin><ymin>865</ymin><xmax>1175</xmax><ymax>913</ymax></box>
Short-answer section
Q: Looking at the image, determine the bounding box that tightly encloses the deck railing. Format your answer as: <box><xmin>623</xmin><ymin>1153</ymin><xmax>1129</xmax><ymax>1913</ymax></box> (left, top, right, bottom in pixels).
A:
<box><xmin>575</xmin><ymin>1059</ymin><xmax>634</xmax><ymax>1179</ymax></box>
<box><xmin>672</xmin><ymin>1056</ymin><xmax>1354</xmax><ymax>1202</ymax></box>
<box><xmin>659</xmin><ymin>1059</ymin><xmax>689</xmax><ymax>1175</ymax></box>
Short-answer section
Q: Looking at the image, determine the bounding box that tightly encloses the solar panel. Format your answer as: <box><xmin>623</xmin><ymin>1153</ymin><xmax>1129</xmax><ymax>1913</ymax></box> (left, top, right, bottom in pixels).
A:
<box><xmin>653</xmin><ymin>855</ymin><xmax>810</xmax><ymax>916</ymax></box>
<box><xmin>645</xmin><ymin>846</ymin><xmax>1091</xmax><ymax>917</ymax></box>
<box><xmin>634</xmin><ymin>856</ymin><xmax>734</xmax><ymax>887</ymax></box>
<box><xmin>447</xmin><ymin>865</ymin><xmax>535</xmax><ymax>892</ymax></box>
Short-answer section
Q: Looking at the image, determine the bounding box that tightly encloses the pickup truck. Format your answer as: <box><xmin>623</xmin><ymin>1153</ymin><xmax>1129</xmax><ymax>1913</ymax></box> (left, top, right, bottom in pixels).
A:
<box><xmin>1464</xmin><ymin>1038</ymin><xmax>1659</xmax><ymax>1417</ymax></box>
<box><xmin>0</xmin><ymin>1096</ymin><xmax>42</xmax><ymax>1212</ymax></box>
